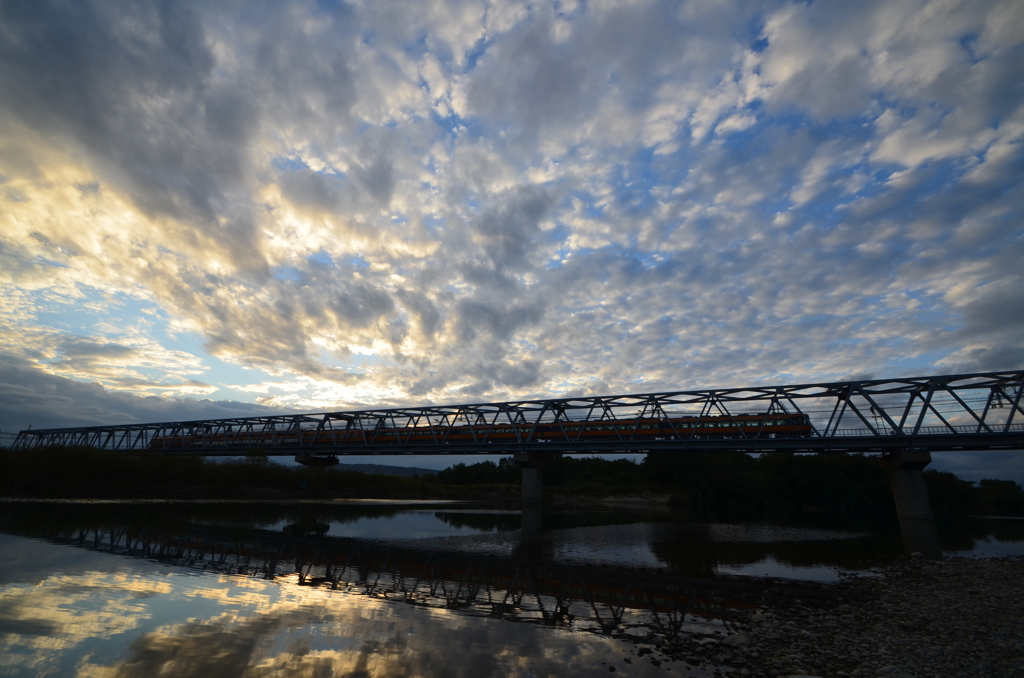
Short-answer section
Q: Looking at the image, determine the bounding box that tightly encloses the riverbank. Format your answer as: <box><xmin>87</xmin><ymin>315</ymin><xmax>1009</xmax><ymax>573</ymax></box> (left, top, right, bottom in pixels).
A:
<box><xmin>632</xmin><ymin>557</ymin><xmax>1024</xmax><ymax>677</ymax></box>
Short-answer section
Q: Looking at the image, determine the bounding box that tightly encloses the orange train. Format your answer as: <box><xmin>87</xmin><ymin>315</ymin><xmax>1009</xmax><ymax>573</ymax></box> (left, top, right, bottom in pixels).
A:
<box><xmin>148</xmin><ymin>412</ymin><xmax>814</xmax><ymax>450</ymax></box>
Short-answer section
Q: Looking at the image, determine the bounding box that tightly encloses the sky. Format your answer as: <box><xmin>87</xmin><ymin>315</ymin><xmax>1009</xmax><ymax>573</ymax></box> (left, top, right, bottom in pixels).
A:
<box><xmin>1</xmin><ymin>0</ymin><xmax>1022</xmax><ymax>478</ymax></box>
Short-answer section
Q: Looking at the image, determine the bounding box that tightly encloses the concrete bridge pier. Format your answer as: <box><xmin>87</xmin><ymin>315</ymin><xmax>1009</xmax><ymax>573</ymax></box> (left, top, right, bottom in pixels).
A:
<box><xmin>514</xmin><ymin>451</ymin><xmax>559</xmax><ymax>535</ymax></box>
<box><xmin>880</xmin><ymin>448</ymin><xmax>942</xmax><ymax>559</ymax></box>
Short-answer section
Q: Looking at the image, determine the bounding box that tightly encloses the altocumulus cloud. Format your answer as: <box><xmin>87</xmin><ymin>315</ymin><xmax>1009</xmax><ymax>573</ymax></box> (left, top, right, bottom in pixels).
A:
<box><xmin>0</xmin><ymin>0</ymin><xmax>1022</xmax><ymax>458</ymax></box>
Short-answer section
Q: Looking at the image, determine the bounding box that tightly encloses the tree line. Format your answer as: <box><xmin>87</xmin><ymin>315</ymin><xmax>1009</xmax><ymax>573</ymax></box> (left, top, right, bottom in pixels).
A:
<box><xmin>437</xmin><ymin>452</ymin><xmax>1024</xmax><ymax>525</ymax></box>
<box><xmin>1</xmin><ymin>447</ymin><xmax>1020</xmax><ymax>524</ymax></box>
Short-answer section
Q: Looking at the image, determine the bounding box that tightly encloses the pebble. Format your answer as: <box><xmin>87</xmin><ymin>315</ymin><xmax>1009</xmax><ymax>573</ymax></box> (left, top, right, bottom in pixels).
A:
<box><xmin>646</xmin><ymin>556</ymin><xmax>1023</xmax><ymax>677</ymax></box>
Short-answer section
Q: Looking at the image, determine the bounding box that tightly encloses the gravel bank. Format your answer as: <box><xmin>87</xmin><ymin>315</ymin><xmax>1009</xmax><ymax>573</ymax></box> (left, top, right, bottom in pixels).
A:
<box><xmin>632</xmin><ymin>557</ymin><xmax>1024</xmax><ymax>678</ymax></box>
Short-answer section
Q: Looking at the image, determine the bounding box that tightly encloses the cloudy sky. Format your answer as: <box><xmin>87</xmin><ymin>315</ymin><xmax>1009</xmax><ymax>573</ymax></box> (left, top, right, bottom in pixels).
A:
<box><xmin>1</xmin><ymin>0</ymin><xmax>1023</xmax><ymax>474</ymax></box>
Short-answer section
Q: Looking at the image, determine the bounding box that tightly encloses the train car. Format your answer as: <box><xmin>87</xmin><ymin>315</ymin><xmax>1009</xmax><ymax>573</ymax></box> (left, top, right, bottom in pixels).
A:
<box><xmin>147</xmin><ymin>412</ymin><xmax>814</xmax><ymax>450</ymax></box>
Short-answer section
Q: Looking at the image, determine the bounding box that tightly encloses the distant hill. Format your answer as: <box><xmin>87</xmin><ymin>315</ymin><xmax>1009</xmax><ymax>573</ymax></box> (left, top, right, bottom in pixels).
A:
<box><xmin>331</xmin><ymin>463</ymin><xmax>437</xmax><ymax>477</ymax></box>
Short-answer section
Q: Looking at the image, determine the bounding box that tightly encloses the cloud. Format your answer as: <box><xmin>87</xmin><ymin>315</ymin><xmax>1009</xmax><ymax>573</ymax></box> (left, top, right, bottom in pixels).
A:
<box><xmin>0</xmin><ymin>352</ymin><xmax>281</xmax><ymax>432</ymax></box>
<box><xmin>0</xmin><ymin>0</ymin><xmax>1020</xmax><ymax>489</ymax></box>
<box><xmin>931</xmin><ymin>451</ymin><xmax>1024</xmax><ymax>486</ymax></box>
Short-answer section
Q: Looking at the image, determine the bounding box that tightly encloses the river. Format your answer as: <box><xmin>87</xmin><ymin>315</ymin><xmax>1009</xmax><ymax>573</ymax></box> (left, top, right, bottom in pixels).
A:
<box><xmin>1</xmin><ymin>499</ymin><xmax>1021</xmax><ymax>677</ymax></box>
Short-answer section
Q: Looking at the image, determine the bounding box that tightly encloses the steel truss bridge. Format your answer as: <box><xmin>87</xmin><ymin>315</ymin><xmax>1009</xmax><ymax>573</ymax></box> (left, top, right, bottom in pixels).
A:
<box><xmin>11</xmin><ymin>371</ymin><xmax>1024</xmax><ymax>457</ymax></box>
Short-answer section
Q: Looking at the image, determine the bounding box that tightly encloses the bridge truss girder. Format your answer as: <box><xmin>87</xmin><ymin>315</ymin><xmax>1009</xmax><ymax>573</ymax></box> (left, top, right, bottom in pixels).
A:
<box><xmin>11</xmin><ymin>370</ymin><xmax>1024</xmax><ymax>455</ymax></box>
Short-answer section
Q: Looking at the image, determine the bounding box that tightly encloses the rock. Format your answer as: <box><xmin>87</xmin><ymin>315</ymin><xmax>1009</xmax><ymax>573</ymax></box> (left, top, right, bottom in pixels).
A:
<box><xmin>723</xmin><ymin>633</ymin><xmax>751</xmax><ymax>647</ymax></box>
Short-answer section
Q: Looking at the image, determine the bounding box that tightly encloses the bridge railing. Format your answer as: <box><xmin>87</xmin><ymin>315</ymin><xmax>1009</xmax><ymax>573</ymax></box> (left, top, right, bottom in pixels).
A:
<box><xmin>830</xmin><ymin>422</ymin><xmax>1024</xmax><ymax>437</ymax></box>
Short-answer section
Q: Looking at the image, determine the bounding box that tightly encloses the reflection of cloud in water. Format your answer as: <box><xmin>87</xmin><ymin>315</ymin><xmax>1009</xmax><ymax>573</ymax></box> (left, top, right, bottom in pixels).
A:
<box><xmin>180</xmin><ymin>576</ymin><xmax>289</xmax><ymax>613</ymax></box>
<box><xmin>74</xmin><ymin>583</ymin><xmax>668</xmax><ymax>678</ymax></box>
<box><xmin>707</xmin><ymin>523</ymin><xmax>870</xmax><ymax>543</ymax></box>
<box><xmin>0</xmin><ymin>536</ymin><xmax>694</xmax><ymax>678</ymax></box>
<box><xmin>715</xmin><ymin>555</ymin><xmax>849</xmax><ymax>583</ymax></box>
<box><xmin>0</xmin><ymin>572</ymin><xmax>169</xmax><ymax>674</ymax></box>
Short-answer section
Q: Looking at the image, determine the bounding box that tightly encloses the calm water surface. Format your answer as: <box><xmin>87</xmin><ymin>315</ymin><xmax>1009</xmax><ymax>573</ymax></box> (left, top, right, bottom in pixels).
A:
<box><xmin>1</xmin><ymin>500</ymin><xmax>1021</xmax><ymax>677</ymax></box>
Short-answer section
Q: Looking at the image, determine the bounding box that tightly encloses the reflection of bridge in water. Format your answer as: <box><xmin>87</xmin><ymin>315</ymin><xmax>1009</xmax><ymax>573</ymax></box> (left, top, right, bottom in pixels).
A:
<box><xmin>3</xmin><ymin>518</ymin><xmax>844</xmax><ymax>643</ymax></box>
